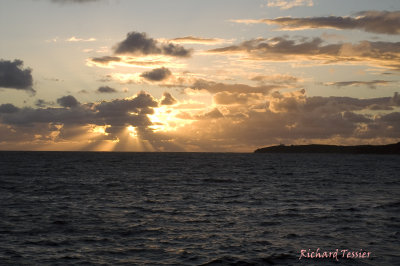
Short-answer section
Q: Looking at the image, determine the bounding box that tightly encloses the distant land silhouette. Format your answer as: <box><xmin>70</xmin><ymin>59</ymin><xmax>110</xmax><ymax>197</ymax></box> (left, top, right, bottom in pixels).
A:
<box><xmin>254</xmin><ymin>142</ymin><xmax>400</xmax><ymax>154</ymax></box>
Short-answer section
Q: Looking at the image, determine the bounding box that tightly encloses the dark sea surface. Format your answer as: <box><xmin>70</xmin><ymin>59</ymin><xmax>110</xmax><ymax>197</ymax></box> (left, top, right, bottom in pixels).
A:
<box><xmin>0</xmin><ymin>152</ymin><xmax>399</xmax><ymax>265</ymax></box>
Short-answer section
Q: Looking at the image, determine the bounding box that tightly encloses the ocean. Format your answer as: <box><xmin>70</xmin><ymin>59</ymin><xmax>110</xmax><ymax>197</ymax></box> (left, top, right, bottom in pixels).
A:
<box><xmin>0</xmin><ymin>152</ymin><xmax>399</xmax><ymax>265</ymax></box>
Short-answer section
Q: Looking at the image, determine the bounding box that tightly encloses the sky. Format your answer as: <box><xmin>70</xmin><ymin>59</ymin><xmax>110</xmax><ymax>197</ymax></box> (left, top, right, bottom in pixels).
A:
<box><xmin>0</xmin><ymin>0</ymin><xmax>400</xmax><ymax>152</ymax></box>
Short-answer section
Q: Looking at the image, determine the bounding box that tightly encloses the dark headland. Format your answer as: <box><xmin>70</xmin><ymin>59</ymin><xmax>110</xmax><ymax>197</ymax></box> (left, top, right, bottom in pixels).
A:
<box><xmin>254</xmin><ymin>142</ymin><xmax>400</xmax><ymax>154</ymax></box>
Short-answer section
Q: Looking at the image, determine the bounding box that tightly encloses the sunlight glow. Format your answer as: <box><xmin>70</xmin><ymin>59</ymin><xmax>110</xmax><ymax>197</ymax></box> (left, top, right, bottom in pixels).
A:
<box><xmin>127</xmin><ymin>126</ymin><xmax>138</xmax><ymax>138</ymax></box>
<box><xmin>89</xmin><ymin>125</ymin><xmax>110</xmax><ymax>135</ymax></box>
<box><xmin>148</xmin><ymin>106</ymin><xmax>193</xmax><ymax>132</ymax></box>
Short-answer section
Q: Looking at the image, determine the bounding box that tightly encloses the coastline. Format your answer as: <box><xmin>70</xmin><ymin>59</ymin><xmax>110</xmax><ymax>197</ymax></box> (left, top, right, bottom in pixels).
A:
<box><xmin>254</xmin><ymin>142</ymin><xmax>400</xmax><ymax>154</ymax></box>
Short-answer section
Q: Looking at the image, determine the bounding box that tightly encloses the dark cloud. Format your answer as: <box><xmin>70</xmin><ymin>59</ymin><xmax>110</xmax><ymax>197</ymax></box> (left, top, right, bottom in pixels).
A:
<box><xmin>209</xmin><ymin>37</ymin><xmax>321</xmax><ymax>57</ymax></box>
<box><xmin>35</xmin><ymin>99</ymin><xmax>54</xmax><ymax>108</ymax></box>
<box><xmin>341</xmin><ymin>111</ymin><xmax>371</xmax><ymax>123</ymax></box>
<box><xmin>391</xmin><ymin>92</ymin><xmax>400</xmax><ymax>105</ymax></box>
<box><xmin>214</xmin><ymin>91</ymin><xmax>263</xmax><ymax>105</ymax></box>
<box><xmin>88</xmin><ymin>32</ymin><xmax>192</xmax><ymax>69</ymax></box>
<box><xmin>190</xmin><ymin>79</ymin><xmax>280</xmax><ymax>94</ymax></box>
<box><xmin>57</xmin><ymin>95</ymin><xmax>80</xmax><ymax>108</ymax></box>
<box><xmin>300</xmin><ymin>94</ymin><xmax>399</xmax><ymax>113</ymax></box>
<box><xmin>172</xmin><ymin>91</ymin><xmax>400</xmax><ymax>151</ymax></box>
<box><xmin>96</xmin><ymin>93</ymin><xmax>158</xmax><ymax>115</ymax></box>
<box><xmin>0</xmin><ymin>92</ymin><xmax>175</xmax><ymax>151</ymax></box>
<box><xmin>195</xmin><ymin>108</ymin><xmax>224</xmax><ymax>120</ymax></box>
<box><xmin>380</xmin><ymin>112</ymin><xmax>400</xmax><ymax>124</ymax></box>
<box><xmin>251</xmin><ymin>74</ymin><xmax>299</xmax><ymax>85</ymax></box>
<box><xmin>114</xmin><ymin>31</ymin><xmax>191</xmax><ymax>57</ymax></box>
<box><xmin>0</xmin><ymin>59</ymin><xmax>34</xmax><ymax>93</ymax></box>
<box><xmin>174</xmin><ymin>108</ymin><xmax>225</xmax><ymax>121</ymax></box>
<box><xmin>160</xmin><ymin>92</ymin><xmax>177</xmax><ymax>105</ymax></box>
<box><xmin>237</xmin><ymin>11</ymin><xmax>400</xmax><ymax>35</ymax></box>
<box><xmin>209</xmin><ymin>37</ymin><xmax>333</xmax><ymax>57</ymax></box>
<box><xmin>0</xmin><ymin>106</ymin><xmax>91</xmax><ymax>126</ymax></box>
<box><xmin>94</xmin><ymin>92</ymin><xmax>158</xmax><ymax>126</ymax></box>
<box><xmin>0</xmin><ymin>92</ymin><xmax>158</xmax><ymax>132</ymax></box>
<box><xmin>367</xmin><ymin>104</ymin><xmax>393</xmax><ymax>111</ymax></box>
<box><xmin>88</xmin><ymin>56</ymin><xmax>168</xmax><ymax>68</ymax></box>
<box><xmin>161</xmin><ymin>43</ymin><xmax>192</xmax><ymax>57</ymax></box>
<box><xmin>114</xmin><ymin>32</ymin><xmax>160</xmax><ymax>55</ymax></box>
<box><xmin>51</xmin><ymin>0</ymin><xmax>100</xmax><ymax>3</ymax></box>
<box><xmin>97</xmin><ymin>86</ymin><xmax>117</xmax><ymax>93</ymax></box>
<box><xmin>90</xmin><ymin>56</ymin><xmax>121</xmax><ymax>64</ymax></box>
<box><xmin>140</xmin><ymin>67</ymin><xmax>172</xmax><ymax>82</ymax></box>
<box><xmin>208</xmin><ymin>37</ymin><xmax>400</xmax><ymax>70</ymax></box>
<box><xmin>0</xmin><ymin>104</ymin><xmax>20</xmax><ymax>114</ymax></box>
<box><xmin>324</xmin><ymin>80</ymin><xmax>393</xmax><ymax>89</ymax></box>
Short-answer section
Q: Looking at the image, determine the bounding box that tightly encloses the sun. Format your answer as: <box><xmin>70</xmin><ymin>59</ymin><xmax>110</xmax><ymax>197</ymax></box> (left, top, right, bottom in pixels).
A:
<box><xmin>147</xmin><ymin>106</ymin><xmax>192</xmax><ymax>132</ymax></box>
<box><xmin>127</xmin><ymin>125</ymin><xmax>138</xmax><ymax>137</ymax></box>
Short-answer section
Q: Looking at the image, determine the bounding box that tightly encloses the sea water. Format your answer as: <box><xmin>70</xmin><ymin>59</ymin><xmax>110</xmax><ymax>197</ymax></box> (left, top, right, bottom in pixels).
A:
<box><xmin>0</xmin><ymin>152</ymin><xmax>399</xmax><ymax>265</ymax></box>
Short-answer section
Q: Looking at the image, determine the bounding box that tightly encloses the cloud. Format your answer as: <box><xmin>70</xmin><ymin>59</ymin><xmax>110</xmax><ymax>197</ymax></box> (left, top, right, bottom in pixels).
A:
<box><xmin>190</xmin><ymin>79</ymin><xmax>280</xmax><ymax>94</ymax></box>
<box><xmin>324</xmin><ymin>80</ymin><xmax>393</xmax><ymax>89</ymax></box>
<box><xmin>298</xmin><ymin>93</ymin><xmax>397</xmax><ymax>113</ymax></box>
<box><xmin>0</xmin><ymin>104</ymin><xmax>19</xmax><ymax>114</ymax></box>
<box><xmin>234</xmin><ymin>11</ymin><xmax>400</xmax><ymax>35</ymax></box>
<box><xmin>0</xmin><ymin>93</ymin><xmax>162</xmax><ymax>151</ymax></box>
<box><xmin>114</xmin><ymin>32</ymin><xmax>160</xmax><ymax>55</ymax></box>
<box><xmin>87</xmin><ymin>56</ymin><xmax>177</xmax><ymax>69</ymax></box>
<box><xmin>266</xmin><ymin>0</ymin><xmax>313</xmax><ymax>10</ymax></box>
<box><xmin>87</xmin><ymin>32</ymin><xmax>191</xmax><ymax>70</ymax></box>
<box><xmin>391</xmin><ymin>92</ymin><xmax>400</xmax><ymax>105</ymax></box>
<box><xmin>140</xmin><ymin>67</ymin><xmax>172</xmax><ymax>82</ymax></box>
<box><xmin>169</xmin><ymin>36</ymin><xmax>228</xmax><ymax>45</ymax></box>
<box><xmin>90</xmin><ymin>56</ymin><xmax>121</xmax><ymax>64</ymax></box>
<box><xmin>95</xmin><ymin>93</ymin><xmax>158</xmax><ymax>117</ymax></box>
<box><xmin>114</xmin><ymin>31</ymin><xmax>191</xmax><ymax>57</ymax></box>
<box><xmin>208</xmin><ymin>37</ymin><xmax>400</xmax><ymax>70</ymax></box>
<box><xmin>35</xmin><ymin>99</ymin><xmax>54</xmax><ymax>108</ymax></box>
<box><xmin>51</xmin><ymin>0</ymin><xmax>100</xmax><ymax>3</ymax></box>
<box><xmin>103</xmin><ymin>70</ymin><xmax>202</xmax><ymax>87</ymax></box>
<box><xmin>196</xmin><ymin>108</ymin><xmax>224</xmax><ymax>120</ymax></box>
<box><xmin>66</xmin><ymin>36</ymin><xmax>96</xmax><ymax>42</ymax></box>
<box><xmin>207</xmin><ymin>37</ymin><xmax>327</xmax><ymax>58</ymax></box>
<box><xmin>160</xmin><ymin>92</ymin><xmax>177</xmax><ymax>105</ymax></box>
<box><xmin>214</xmin><ymin>91</ymin><xmax>263</xmax><ymax>105</ymax></box>
<box><xmin>169</xmin><ymin>91</ymin><xmax>400</xmax><ymax>151</ymax></box>
<box><xmin>0</xmin><ymin>59</ymin><xmax>34</xmax><ymax>93</ymax></box>
<box><xmin>250</xmin><ymin>74</ymin><xmax>300</xmax><ymax>85</ymax></box>
<box><xmin>0</xmin><ymin>92</ymin><xmax>158</xmax><ymax>134</ymax></box>
<box><xmin>1</xmin><ymin>90</ymin><xmax>400</xmax><ymax>151</ymax></box>
<box><xmin>1</xmin><ymin>106</ymin><xmax>90</xmax><ymax>126</ymax></box>
<box><xmin>97</xmin><ymin>86</ymin><xmax>117</xmax><ymax>93</ymax></box>
<box><xmin>162</xmin><ymin>43</ymin><xmax>193</xmax><ymax>57</ymax></box>
<box><xmin>268</xmin><ymin>89</ymin><xmax>306</xmax><ymax>113</ymax></box>
<box><xmin>94</xmin><ymin>92</ymin><xmax>158</xmax><ymax>126</ymax></box>
<box><xmin>57</xmin><ymin>95</ymin><xmax>80</xmax><ymax>108</ymax></box>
